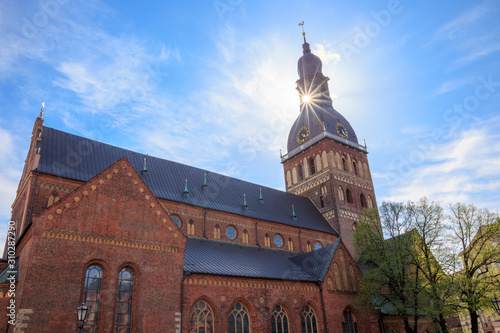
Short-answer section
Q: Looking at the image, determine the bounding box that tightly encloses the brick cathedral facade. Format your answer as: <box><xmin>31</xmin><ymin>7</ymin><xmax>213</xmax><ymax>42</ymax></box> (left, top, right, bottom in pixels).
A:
<box><xmin>0</xmin><ymin>38</ymin><xmax>435</xmax><ymax>332</ymax></box>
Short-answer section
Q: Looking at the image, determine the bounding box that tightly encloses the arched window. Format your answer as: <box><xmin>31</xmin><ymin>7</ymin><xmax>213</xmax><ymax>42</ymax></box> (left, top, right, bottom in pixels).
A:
<box><xmin>339</xmin><ymin>249</ymin><xmax>349</xmax><ymax>291</ymax></box>
<box><xmin>320</xmin><ymin>185</ymin><xmax>327</xmax><ymax>195</ymax></box>
<box><xmin>342</xmin><ymin>309</ymin><xmax>358</xmax><ymax>333</ymax></box>
<box><xmin>226</xmin><ymin>226</ymin><xmax>237</xmax><ymax>240</ymax></box>
<box><xmin>47</xmin><ymin>191</ymin><xmax>59</xmax><ymax>208</ymax></box>
<box><xmin>188</xmin><ymin>220</ymin><xmax>195</xmax><ymax>235</ymax></box>
<box><xmin>274</xmin><ymin>234</ymin><xmax>284</xmax><ymax>248</ymax></box>
<box><xmin>286</xmin><ymin>170</ymin><xmax>292</xmax><ymax>188</ymax></box>
<box><xmin>346</xmin><ymin>189</ymin><xmax>353</xmax><ymax>204</ymax></box>
<box><xmin>242</xmin><ymin>230</ymin><xmax>249</xmax><ymax>244</ymax></box>
<box><xmin>352</xmin><ymin>161</ymin><xmax>358</xmax><ymax>176</ymax></box>
<box><xmin>287</xmin><ymin>238</ymin><xmax>294</xmax><ymax>251</ymax></box>
<box><xmin>292</xmin><ymin>167</ymin><xmax>298</xmax><ymax>184</ymax></box>
<box><xmin>298</xmin><ymin>164</ymin><xmax>304</xmax><ymax>181</ymax></box>
<box><xmin>264</xmin><ymin>234</ymin><xmax>271</xmax><ymax>247</ymax></box>
<box><xmin>310</xmin><ymin>158</ymin><xmax>316</xmax><ymax>175</ymax></box>
<box><xmin>315</xmin><ymin>154</ymin><xmax>322</xmax><ymax>172</ymax></box>
<box><xmin>342</xmin><ymin>157</ymin><xmax>347</xmax><ymax>171</ymax></box>
<box><xmin>349</xmin><ymin>265</ymin><xmax>357</xmax><ymax>292</ymax></box>
<box><xmin>360</xmin><ymin>194</ymin><xmax>367</xmax><ymax>208</ymax></box>
<box><xmin>115</xmin><ymin>267</ymin><xmax>134</xmax><ymax>332</ymax></box>
<box><xmin>314</xmin><ymin>242</ymin><xmax>322</xmax><ymax>250</ymax></box>
<box><xmin>301</xmin><ymin>305</ymin><xmax>318</xmax><ymax>333</ymax></box>
<box><xmin>271</xmin><ymin>304</ymin><xmax>289</xmax><ymax>333</ymax></box>
<box><xmin>333</xmin><ymin>263</ymin><xmax>342</xmax><ymax>291</ymax></box>
<box><xmin>214</xmin><ymin>225</ymin><xmax>221</xmax><ymax>239</ymax></box>
<box><xmin>338</xmin><ymin>186</ymin><xmax>345</xmax><ymax>201</ymax></box>
<box><xmin>322</xmin><ymin>151</ymin><xmax>328</xmax><ymax>168</ymax></box>
<box><xmin>229</xmin><ymin>302</ymin><xmax>250</xmax><ymax>333</ymax></box>
<box><xmin>306</xmin><ymin>241</ymin><xmax>312</xmax><ymax>252</ymax></box>
<box><xmin>320</xmin><ymin>196</ymin><xmax>325</xmax><ymax>208</ymax></box>
<box><xmin>172</xmin><ymin>215</ymin><xmax>182</xmax><ymax>228</ymax></box>
<box><xmin>83</xmin><ymin>265</ymin><xmax>103</xmax><ymax>333</ymax></box>
<box><xmin>367</xmin><ymin>195</ymin><xmax>373</xmax><ymax>209</ymax></box>
<box><xmin>190</xmin><ymin>300</ymin><xmax>214</xmax><ymax>333</ymax></box>
<box><xmin>327</xmin><ymin>277</ymin><xmax>333</xmax><ymax>291</ymax></box>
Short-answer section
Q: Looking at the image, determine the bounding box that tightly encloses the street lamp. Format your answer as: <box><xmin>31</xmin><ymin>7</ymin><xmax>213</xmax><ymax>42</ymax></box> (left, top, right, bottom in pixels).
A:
<box><xmin>492</xmin><ymin>297</ymin><xmax>500</xmax><ymax>315</ymax></box>
<box><xmin>76</xmin><ymin>302</ymin><xmax>88</xmax><ymax>333</ymax></box>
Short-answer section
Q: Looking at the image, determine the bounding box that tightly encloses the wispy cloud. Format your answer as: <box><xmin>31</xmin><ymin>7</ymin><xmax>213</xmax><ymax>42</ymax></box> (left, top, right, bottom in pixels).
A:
<box><xmin>382</xmin><ymin>118</ymin><xmax>500</xmax><ymax>210</ymax></box>
<box><xmin>431</xmin><ymin>78</ymin><xmax>468</xmax><ymax>96</ymax></box>
<box><xmin>313</xmin><ymin>43</ymin><xmax>341</xmax><ymax>65</ymax></box>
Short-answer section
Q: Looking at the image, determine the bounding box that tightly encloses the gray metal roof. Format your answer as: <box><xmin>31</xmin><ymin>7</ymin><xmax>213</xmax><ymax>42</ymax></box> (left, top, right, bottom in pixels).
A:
<box><xmin>183</xmin><ymin>238</ymin><xmax>339</xmax><ymax>282</ymax></box>
<box><xmin>37</xmin><ymin>126</ymin><xmax>337</xmax><ymax>234</ymax></box>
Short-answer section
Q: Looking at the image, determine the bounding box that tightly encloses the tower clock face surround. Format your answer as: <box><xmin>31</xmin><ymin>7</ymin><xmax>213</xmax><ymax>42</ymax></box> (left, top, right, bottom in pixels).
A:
<box><xmin>296</xmin><ymin>126</ymin><xmax>310</xmax><ymax>144</ymax></box>
<box><xmin>335</xmin><ymin>122</ymin><xmax>348</xmax><ymax>139</ymax></box>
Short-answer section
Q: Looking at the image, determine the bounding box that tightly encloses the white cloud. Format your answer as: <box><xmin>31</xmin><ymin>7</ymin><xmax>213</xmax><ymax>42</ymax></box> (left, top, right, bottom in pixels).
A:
<box><xmin>381</xmin><ymin>121</ymin><xmax>500</xmax><ymax>210</ymax></box>
<box><xmin>313</xmin><ymin>43</ymin><xmax>341</xmax><ymax>65</ymax></box>
<box><xmin>432</xmin><ymin>78</ymin><xmax>468</xmax><ymax>96</ymax></box>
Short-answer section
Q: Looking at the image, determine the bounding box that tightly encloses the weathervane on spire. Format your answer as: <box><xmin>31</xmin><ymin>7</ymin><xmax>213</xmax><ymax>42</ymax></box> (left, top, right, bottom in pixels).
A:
<box><xmin>298</xmin><ymin>21</ymin><xmax>306</xmax><ymax>42</ymax></box>
<box><xmin>39</xmin><ymin>102</ymin><xmax>45</xmax><ymax>119</ymax></box>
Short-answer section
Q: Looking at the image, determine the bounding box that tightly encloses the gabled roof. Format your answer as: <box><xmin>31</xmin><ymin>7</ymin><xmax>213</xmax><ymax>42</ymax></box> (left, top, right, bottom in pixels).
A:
<box><xmin>183</xmin><ymin>238</ymin><xmax>340</xmax><ymax>282</ymax></box>
<box><xmin>37</xmin><ymin>126</ymin><xmax>336</xmax><ymax>234</ymax></box>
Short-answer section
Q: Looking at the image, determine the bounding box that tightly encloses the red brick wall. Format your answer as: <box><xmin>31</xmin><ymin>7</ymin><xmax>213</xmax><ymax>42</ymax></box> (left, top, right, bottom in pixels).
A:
<box><xmin>182</xmin><ymin>274</ymin><xmax>325</xmax><ymax>332</ymax></box>
<box><xmin>5</xmin><ymin>158</ymin><xmax>186</xmax><ymax>332</ymax></box>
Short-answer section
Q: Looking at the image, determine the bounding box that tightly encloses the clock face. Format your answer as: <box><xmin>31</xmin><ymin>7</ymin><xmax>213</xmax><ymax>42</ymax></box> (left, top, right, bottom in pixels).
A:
<box><xmin>296</xmin><ymin>126</ymin><xmax>310</xmax><ymax>144</ymax></box>
<box><xmin>335</xmin><ymin>122</ymin><xmax>348</xmax><ymax>139</ymax></box>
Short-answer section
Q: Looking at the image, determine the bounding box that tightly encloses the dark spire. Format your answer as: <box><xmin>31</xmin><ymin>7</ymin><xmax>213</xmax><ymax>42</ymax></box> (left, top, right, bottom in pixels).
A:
<box><xmin>299</xmin><ymin>21</ymin><xmax>311</xmax><ymax>54</ymax></box>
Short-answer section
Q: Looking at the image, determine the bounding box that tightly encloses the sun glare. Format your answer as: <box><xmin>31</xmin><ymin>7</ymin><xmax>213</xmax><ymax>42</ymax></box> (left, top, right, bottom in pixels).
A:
<box><xmin>303</xmin><ymin>95</ymin><xmax>311</xmax><ymax>103</ymax></box>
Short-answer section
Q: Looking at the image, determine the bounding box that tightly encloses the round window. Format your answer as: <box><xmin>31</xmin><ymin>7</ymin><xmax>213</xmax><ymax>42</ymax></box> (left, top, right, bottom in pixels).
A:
<box><xmin>172</xmin><ymin>216</ymin><xmax>181</xmax><ymax>227</ymax></box>
<box><xmin>226</xmin><ymin>226</ymin><xmax>237</xmax><ymax>240</ymax></box>
<box><xmin>274</xmin><ymin>234</ymin><xmax>284</xmax><ymax>247</ymax></box>
<box><xmin>314</xmin><ymin>242</ymin><xmax>322</xmax><ymax>250</ymax></box>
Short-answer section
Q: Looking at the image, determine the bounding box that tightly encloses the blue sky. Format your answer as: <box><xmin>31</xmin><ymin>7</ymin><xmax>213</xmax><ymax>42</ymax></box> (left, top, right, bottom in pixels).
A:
<box><xmin>1</xmin><ymin>0</ymin><xmax>500</xmax><ymax>250</ymax></box>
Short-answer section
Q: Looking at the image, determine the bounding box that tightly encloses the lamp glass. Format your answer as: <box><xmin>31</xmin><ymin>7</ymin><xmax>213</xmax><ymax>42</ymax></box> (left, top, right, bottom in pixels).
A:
<box><xmin>77</xmin><ymin>304</ymin><xmax>88</xmax><ymax>322</ymax></box>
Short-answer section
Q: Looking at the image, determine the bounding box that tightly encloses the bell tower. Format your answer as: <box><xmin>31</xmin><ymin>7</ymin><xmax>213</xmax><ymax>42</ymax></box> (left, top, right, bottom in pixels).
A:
<box><xmin>281</xmin><ymin>34</ymin><xmax>377</xmax><ymax>258</ymax></box>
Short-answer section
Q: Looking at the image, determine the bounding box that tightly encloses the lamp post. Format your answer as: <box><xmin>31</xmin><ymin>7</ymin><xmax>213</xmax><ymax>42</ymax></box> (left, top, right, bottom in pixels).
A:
<box><xmin>492</xmin><ymin>297</ymin><xmax>500</xmax><ymax>316</ymax></box>
<box><xmin>76</xmin><ymin>302</ymin><xmax>88</xmax><ymax>333</ymax></box>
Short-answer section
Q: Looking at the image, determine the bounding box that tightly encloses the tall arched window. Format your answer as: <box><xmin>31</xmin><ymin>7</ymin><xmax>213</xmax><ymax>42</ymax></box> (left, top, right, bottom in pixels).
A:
<box><xmin>301</xmin><ymin>305</ymin><xmax>318</xmax><ymax>333</ymax></box>
<box><xmin>339</xmin><ymin>249</ymin><xmax>349</xmax><ymax>291</ymax></box>
<box><xmin>264</xmin><ymin>234</ymin><xmax>271</xmax><ymax>247</ymax></box>
<box><xmin>342</xmin><ymin>309</ymin><xmax>358</xmax><ymax>333</ymax></box>
<box><xmin>298</xmin><ymin>164</ymin><xmax>304</xmax><ymax>181</ymax></box>
<box><xmin>349</xmin><ymin>265</ymin><xmax>357</xmax><ymax>292</ymax></box>
<box><xmin>352</xmin><ymin>161</ymin><xmax>358</xmax><ymax>176</ymax></box>
<box><xmin>310</xmin><ymin>158</ymin><xmax>316</xmax><ymax>175</ymax></box>
<box><xmin>83</xmin><ymin>265</ymin><xmax>103</xmax><ymax>333</ymax></box>
<box><xmin>115</xmin><ymin>267</ymin><xmax>134</xmax><ymax>333</ymax></box>
<box><xmin>342</xmin><ymin>157</ymin><xmax>347</xmax><ymax>171</ymax></box>
<box><xmin>367</xmin><ymin>195</ymin><xmax>373</xmax><ymax>209</ymax></box>
<box><xmin>271</xmin><ymin>304</ymin><xmax>289</xmax><ymax>333</ymax></box>
<box><xmin>333</xmin><ymin>263</ymin><xmax>342</xmax><ymax>291</ymax></box>
<box><xmin>287</xmin><ymin>238</ymin><xmax>294</xmax><ymax>251</ymax></box>
<box><xmin>346</xmin><ymin>189</ymin><xmax>353</xmax><ymax>204</ymax></box>
<box><xmin>306</xmin><ymin>241</ymin><xmax>312</xmax><ymax>252</ymax></box>
<box><xmin>360</xmin><ymin>194</ymin><xmax>367</xmax><ymax>208</ymax></box>
<box><xmin>188</xmin><ymin>220</ymin><xmax>195</xmax><ymax>235</ymax></box>
<box><xmin>320</xmin><ymin>185</ymin><xmax>327</xmax><ymax>195</ymax></box>
<box><xmin>242</xmin><ymin>229</ymin><xmax>249</xmax><ymax>244</ymax></box>
<box><xmin>214</xmin><ymin>225</ymin><xmax>221</xmax><ymax>239</ymax></box>
<box><xmin>229</xmin><ymin>302</ymin><xmax>250</xmax><ymax>333</ymax></box>
<box><xmin>190</xmin><ymin>300</ymin><xmax>214</xmax><ymax>333</ymax></box>
<box><xmin>338</xmin><ymin>186</ymin><xmax>345</xmax><ymax>201</ymax></box>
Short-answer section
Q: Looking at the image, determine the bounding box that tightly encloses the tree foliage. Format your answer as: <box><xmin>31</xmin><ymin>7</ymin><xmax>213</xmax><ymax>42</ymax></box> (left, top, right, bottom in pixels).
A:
<box><xmin>355</xmin><ymin>198</ymin><xmax>500</xmax><ymax>333</ymax></box>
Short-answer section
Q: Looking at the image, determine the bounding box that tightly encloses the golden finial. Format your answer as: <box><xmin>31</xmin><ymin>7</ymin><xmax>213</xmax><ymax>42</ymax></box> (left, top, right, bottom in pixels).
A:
<box><xmin>298</xmin><ymin>21</ymin><xmax>306</xmax><ymax>42</ymax></box>
<box><xmin>39</xmin><ymin>102</ymin><xmax>45</xmax><ymax>119</ymax></box>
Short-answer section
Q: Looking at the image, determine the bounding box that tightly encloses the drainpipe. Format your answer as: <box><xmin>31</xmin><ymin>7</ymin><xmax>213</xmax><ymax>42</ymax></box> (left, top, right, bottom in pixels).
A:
<box><xmin>318</xmin><ymin>281</ymin><xmax>328</xmax><ymax>333</ymax></box>
<box><xmin>256</xmin><ymin>219</ymin><xmax>260</xmax><ymax>247</ymax></box>
<box><xmin>180</xmin><ymin>271</ymin><xmax>190</xmax><ymax>332</ymax></box>
<box><xmin>203</xmin><ymin>208</ymin><xmax>208</xmax><ymax>238</ymax></box>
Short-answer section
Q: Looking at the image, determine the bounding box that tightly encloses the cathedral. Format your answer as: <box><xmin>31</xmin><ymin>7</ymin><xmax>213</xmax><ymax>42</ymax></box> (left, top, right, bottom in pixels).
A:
<box><xmin>0</xmin><ymin>35</ymin><xmax>435</xmax><ymax>332</ymax></box>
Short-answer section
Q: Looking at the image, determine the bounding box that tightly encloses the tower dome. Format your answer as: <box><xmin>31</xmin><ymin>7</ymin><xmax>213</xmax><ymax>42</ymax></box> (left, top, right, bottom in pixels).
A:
<box><xmin>286</xmin><ymin>40</ymin><xmax>359</xmax><ymax>154</ymax></box>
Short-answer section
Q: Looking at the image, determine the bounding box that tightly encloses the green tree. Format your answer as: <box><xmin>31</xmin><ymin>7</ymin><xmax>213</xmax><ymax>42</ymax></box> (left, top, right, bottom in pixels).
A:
<box><xmin>409</xmin><ymin>198</ymin><xmax>452</xmax><ymax>333</ymax></box>
<box><xmin>447</xmin><ymin>203</ymin><xmax>500</xmax><ymax>333</ymax></box>
<box><xmin>355</xmin><ymin>202</ymin><xmax>424</xmax><ymax>333</ymax></box>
